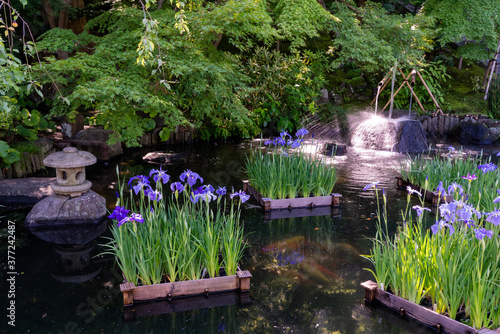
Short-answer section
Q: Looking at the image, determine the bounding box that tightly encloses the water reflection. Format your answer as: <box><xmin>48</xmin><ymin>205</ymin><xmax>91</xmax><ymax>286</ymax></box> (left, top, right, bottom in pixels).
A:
<box><xmin>1</xmin><ymin>141</ymin><xmax>451</xmax><ymax>333</ymax></box>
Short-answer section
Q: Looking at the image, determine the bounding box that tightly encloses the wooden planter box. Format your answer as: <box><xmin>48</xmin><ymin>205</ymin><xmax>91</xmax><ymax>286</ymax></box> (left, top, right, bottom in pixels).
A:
<box><xmin>123</xmin><ymin>291</ymin><xmax>251</xmax><ymax>320</ymax></box>
<box><xmin>120</xmin><ymin>270</ymin><xmax>252</xmax><ymax>306</ymax></box>
<box><xmin>361</xmin><ymin>280</ymin><xmax>500</xmax><ymax>334</ymax></box>
<box><xmin>243</xmin><ymin>180</ymin><xmax>342</xmax><ymax>212</ymax></box>
<box><xmin>396</xmin><ymin>177</ymin><xmax>452</xmax><ymax>206</ymax></box>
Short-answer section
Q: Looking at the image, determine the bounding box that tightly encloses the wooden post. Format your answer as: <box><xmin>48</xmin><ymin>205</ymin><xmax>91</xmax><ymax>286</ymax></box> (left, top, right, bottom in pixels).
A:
<box><xmin>263</xmin><ymin>198</ymin><xmax>272</xmax><ymax>211</ymax></box>
<box><xmin>120</xmin><ymin>282</ymin><xmax>136</xmax><ymax>306</ymax></box>
<box><xmin>237</xmin><ymin>270</ymin><xmax>252</xmax><ymax>292</ymax></box>
<box><xmin>360</xmin><ymin>280</ymin><xmax>378</xmax><ymax>302</ymax></box>
<box><xmin>331</xmin><ymin>193</ymin><xmax>342</xmax><ymax>207</ymax></box>
<box><xmin>242</xmin><ymin>180</ymin><xmax>249</xmax><ymax>192</ymax></box>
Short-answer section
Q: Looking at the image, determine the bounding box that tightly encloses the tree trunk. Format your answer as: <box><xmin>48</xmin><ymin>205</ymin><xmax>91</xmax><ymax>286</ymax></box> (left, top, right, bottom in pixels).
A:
<box><xmin>457</xmin><ymin>56</ymin><xmax>463</xmax><ymax>70</ymax></box>
<box><xmin>42</xmin><ymin>0</ymin><xmax>86</xmax><ymax>34</ymax></box>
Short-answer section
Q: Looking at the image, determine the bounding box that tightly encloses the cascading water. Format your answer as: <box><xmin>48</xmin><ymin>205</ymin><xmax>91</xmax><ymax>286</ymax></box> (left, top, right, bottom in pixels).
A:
<box><xmin>349</xmin><ymin>112</ymin><xmax>428</xmax><ymax>153</ymax></box>
<box><xmin>350</xmin><ymin>113</ymin><xmax>398</xmax><ymax>151</ymax></box>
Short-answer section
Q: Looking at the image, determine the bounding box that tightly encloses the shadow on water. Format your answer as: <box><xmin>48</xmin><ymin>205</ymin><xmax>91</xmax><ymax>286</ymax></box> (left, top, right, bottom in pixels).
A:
<box><xmin>2</xmin><ymin>140</ymin><xmax>485</xmax><ymax>333</ymax></box>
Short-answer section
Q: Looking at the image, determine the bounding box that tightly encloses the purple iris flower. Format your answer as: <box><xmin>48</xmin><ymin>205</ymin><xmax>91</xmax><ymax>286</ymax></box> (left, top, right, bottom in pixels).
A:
<box><xmin>431</xmin><ymin>220</ymin><xmax>454</xmax><ymax>235</ymax></box>
<box><xmin>363</xmin><ymin>181</ymin><xmax>380</xmax><ymax>191</ymax></box>
<box><xmin>170</xmin><ymin>182</ymin><xmax>185</xmax><ymax>193</ymax></box>
<box><xmin>190</xmin><ymin>193</ymin><xmax>201</xmax><ymax>203</ymax></box>
<box><xmin>497</xmin><ymin>152</ymin><xmax>500</xmax><ymax>157</ymax></box>
<box><xmin>275</xmin><ymin>137</ymin><xmax>286</xmax><ymax>146</ymax></box>
<box><xmin>474</xmin><ymin>228</ymin><xmax>494</xmax><ymax>240</ymax></box>
<box><xmin>264</xmin><ymin>139</ymin><xmax>274</xmax><ymax>146</ymax></box>
<box><xmin>198</xmin><ymin>191</ymin><xmax>217</xmax><ymax>203</ymax></box>
<box><xmin>290</xmin><ymin>140</ymin><xmax>301</xmax><ymax>149</ymax></box>
<box><xmin>230</xmin><ymin>190</ymin><xmax>250</xmax><ymax>203</ymax></box>
<box><xmin>180</xmin><ymin>170</ymin><xmax>203</xmax><ymax>187</ymax></box>
<box><xmin>447</xmin><ymin>146</ymin><xmax>455</xmax><ymax>151</ymax></box>
<box><xmin>295</xmin><ymin>128</ymin><xmax>309</xmax><ymax>137</ymax></box>
<box><xmin>462</xmin><ymin>173</ymin><xmax>477</xmax><ymax>181</ymax></box>
<box><xmin>493</xmin><ymin>189</ymin><xmax>500</xmax><ymax>203</ymax></box>
<box><xmin>407</xmin><ymin>186</ymin><xmax>422</xmax><ymax>197</ymax></box>
<box><xmin>133</xmin><ymin>180</ymin><xmax>152</xmax><ymax>195</ymax></box>
<box><xmin>486</xmin><ymin>209</ymin><xmax>500</xmax><ymax>226</ymax></box>
<box><xmin>128</xmin><ymin>175</ymin><xmax>150</xmax><ymax>186</ymax></box>
<box><xmin>280</xmin><ymin>130</ymin><xmax>291</xmax><ymax>139</ymax></box>
<box><xmin>447</xmin><ymin>183</ymin><xmax>464</xmax><ymax>196</ymax></box>
<box><xmin>117</xmin><ymin>213</ymin><xmax>145</xmax><ymax>227</ymax></box>
<box><xmin>412</xmin><ymin>205</ymin><xmax>431</xmax><ymax>217</ymax></box>
<box><xmin>478</xmin><ymin>162</ymin><xmax>497</xmax><ymax>173</ymax></box>
<box><xmin>108</xmin><ymin>206</ymin><xmax>130</xmax><ymax>221</ymax></box>
<box><xmin>436</xmin><ymin>181</ymin><xmax>445</xmax><ymax>195</ymax></box>
<box><xmin>145</xmin><ymin>189</ymin><xmax>162</xmax><ymax>202</ymax></box>
<box><xmin>216</xmin><ymin>186</ymin><xmax>227</xmax><ymax>196</ymax></box>
<box><xmin>150</xmin><ymin>168</ymin><xmax>170</xmax><ymax>184</ymax></box>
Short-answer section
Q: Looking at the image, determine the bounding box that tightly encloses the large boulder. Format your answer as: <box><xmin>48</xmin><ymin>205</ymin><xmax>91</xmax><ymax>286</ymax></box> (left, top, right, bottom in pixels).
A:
<box><xmin>25</xmin><ymin>190</ymin><xmax>106</xmax><ymax>227</ymax></box>
<box><xmin>394</xmin><ymin>120</ymin><xmax>428</xmax><ymax>154</ymax></box>
<box><xmin>0</xmin><ymin>177</ymin><xmax>55</xmax><ymax>207</ymax></box>
<box><xmin>143</xmin><ymin>151</ymin><xmax>188</xmax><ymax>164</ymax></box>
<box><xmin>450</xmin><ymin>122</ymin><xmax>498</xmax><ymax>145</ymax></box>
<box><xmin>74</xmin><ymin>128</ymin><xmax>123</xmax><ymax>159</ymax></box>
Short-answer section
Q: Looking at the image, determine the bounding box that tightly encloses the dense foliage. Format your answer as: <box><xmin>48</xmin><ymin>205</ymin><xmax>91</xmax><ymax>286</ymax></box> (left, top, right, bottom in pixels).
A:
<box><xmin>1</xmin><ymin>0</ymin><xmax>499</xmax><ymax>166</ymax></box>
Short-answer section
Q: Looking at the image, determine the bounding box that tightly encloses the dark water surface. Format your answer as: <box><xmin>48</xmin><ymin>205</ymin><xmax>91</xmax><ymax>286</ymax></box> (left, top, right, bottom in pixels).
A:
<box><xmin>2</xmin><ymin>141</ymin><xmax>472</xmax><ymax>334</ymax></box>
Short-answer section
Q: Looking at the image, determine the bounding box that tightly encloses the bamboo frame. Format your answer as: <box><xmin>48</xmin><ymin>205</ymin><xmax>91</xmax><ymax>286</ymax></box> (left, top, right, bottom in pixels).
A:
<box><xmin>370</xmin><ymin>68</ymin><xmax>442</xmax><ymax>114</ymax></box>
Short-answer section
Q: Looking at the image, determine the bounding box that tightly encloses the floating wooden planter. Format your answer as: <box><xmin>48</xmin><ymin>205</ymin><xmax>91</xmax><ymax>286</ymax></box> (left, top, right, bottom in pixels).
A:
<box><xmin>263</xmin><ymin>206</ymin><xmax>341</xmax><ymax>222</ymax></box>
<box><xmin>123</xmin><ymin>291</ymin><xmax>251</xmax><ymax>321</ymax></box>
<box><xmin>396</xmin><ymin>177</ymin><xmax>452</xmax><ymax>206</ymax></box>
<box><xmin>120</xmin><ymin>270</ymin><xmax>252</xmax><ymax>306</ymax></box>
<box><xmin>243</xmin><ymin>180</ymin><xmax>342</xmax><ymax>212</ymax></box>
<box><xmin>361</xmin><ymin>280</ymin><xmax>500</xmax><ymax>334</ymax></box>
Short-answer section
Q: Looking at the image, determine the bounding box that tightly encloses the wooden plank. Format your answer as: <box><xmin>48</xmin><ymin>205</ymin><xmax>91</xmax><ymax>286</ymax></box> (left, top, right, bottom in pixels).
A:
<box><xmin>121</xmin><ymin>270</ymin><xmax>252</xmax><ymax>306</ymax></box>
<box><xmin>124</xmin><ymin>291</ymin><xmax>251</xmax><ymax>320</ymax></box>
<box><xmin>244</xmin><ymin>181</ymin><xmax>342</xmax><ymax>211</ymax></box>
<box><xmin>132</xmin><ymin>275</ymin><xmax>240</xmax><ymax>302</ymax></box>
<box><xmin>361</xmin><ymin>280</ymin><xmax>476</xmax><ymax>334</ymax></box>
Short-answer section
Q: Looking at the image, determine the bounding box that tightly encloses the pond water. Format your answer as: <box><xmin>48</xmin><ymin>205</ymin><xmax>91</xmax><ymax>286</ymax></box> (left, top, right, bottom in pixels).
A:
<box><xmin>1</xmin><ymin>140</ymin><xmax>494</xmax><ymax>334</ymax></box>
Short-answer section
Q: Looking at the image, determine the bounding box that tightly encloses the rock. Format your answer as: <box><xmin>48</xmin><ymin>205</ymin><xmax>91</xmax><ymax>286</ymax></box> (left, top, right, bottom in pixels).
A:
<box><xmin>394</xmin><ymin>120</ymin><xmax>428</xmax><ymax>154</ymax></box>
<box><xmin>143</xmin><ymin>152</ymin><xmax>188</xmax><ymax>164</ymax></box>
<box><xmin>329</xmin><ymin>91</ymin><xmax>343</xmax><ymax>105</ymax></box>
<box><xmin>75</xmin><ymin>128</ymin><xmax>123</xmax><ymax>159</ymax></box>
<box><xmin>25</xmin><ymin>190</ymin><xmax>106</xmax><ymax>227</ymax></box>
<box><xmin>0</xmin><ymin>177</ymin><xmax>55</xmax><ymax>207</ymax></box>
<box><xmin>28</xmin><ymin>221</ymin><xmax>107</xmax><ymax>245</ymax></box>
<box><xmin>61</xmin><ymin>113</ymin><xmax>84</xmax><ymax>139</ymax></box>
<box><xmin>34</xmin><ymin>137</ymin><xmax>54</xmax><ymax>155</ymax></box>
<box><xmin>323</xmin><ymin>142</ymin><xmax>347</xmax><ymax>156</ymax></box>
<box><xmin>450</xmin><ymin>122</ymin><xmax>498</xmax><ymax>145</ymax></box>
<box><xmin>318</xmin><ymin>89</ymin><xmax>329</xmax><ymax>104</ymax></box>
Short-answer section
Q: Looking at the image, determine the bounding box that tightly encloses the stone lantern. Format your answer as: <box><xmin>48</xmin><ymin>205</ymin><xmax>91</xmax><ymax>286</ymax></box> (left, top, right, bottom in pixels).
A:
<box><xmin>43</xmin><ymin>146</ymin><xmax>96</xmax><ymax>197</ymax></box>
<box><xmin>25</xmin><ymin>146</ymin><xmax>106</xmax><ymax>228</ymax></box>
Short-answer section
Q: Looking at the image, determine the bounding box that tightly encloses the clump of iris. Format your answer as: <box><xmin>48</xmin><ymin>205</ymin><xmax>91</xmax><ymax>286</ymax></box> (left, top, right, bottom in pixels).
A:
<box><xmin>103</xmin><ymin>167</ymin><xmax>249</xmax><ymax>286</ymax></box>
<box><xmin>362</xmin><ymin>179</ymin><xmax>500</xmax><ymax>329</ymax></box>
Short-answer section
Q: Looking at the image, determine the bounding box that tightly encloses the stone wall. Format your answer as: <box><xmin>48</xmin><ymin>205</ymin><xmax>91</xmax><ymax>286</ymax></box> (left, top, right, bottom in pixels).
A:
<box><xmin>0</xmin><ymin>138</ymin><xmax>56</xmax><ymax>180</ymax></box>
